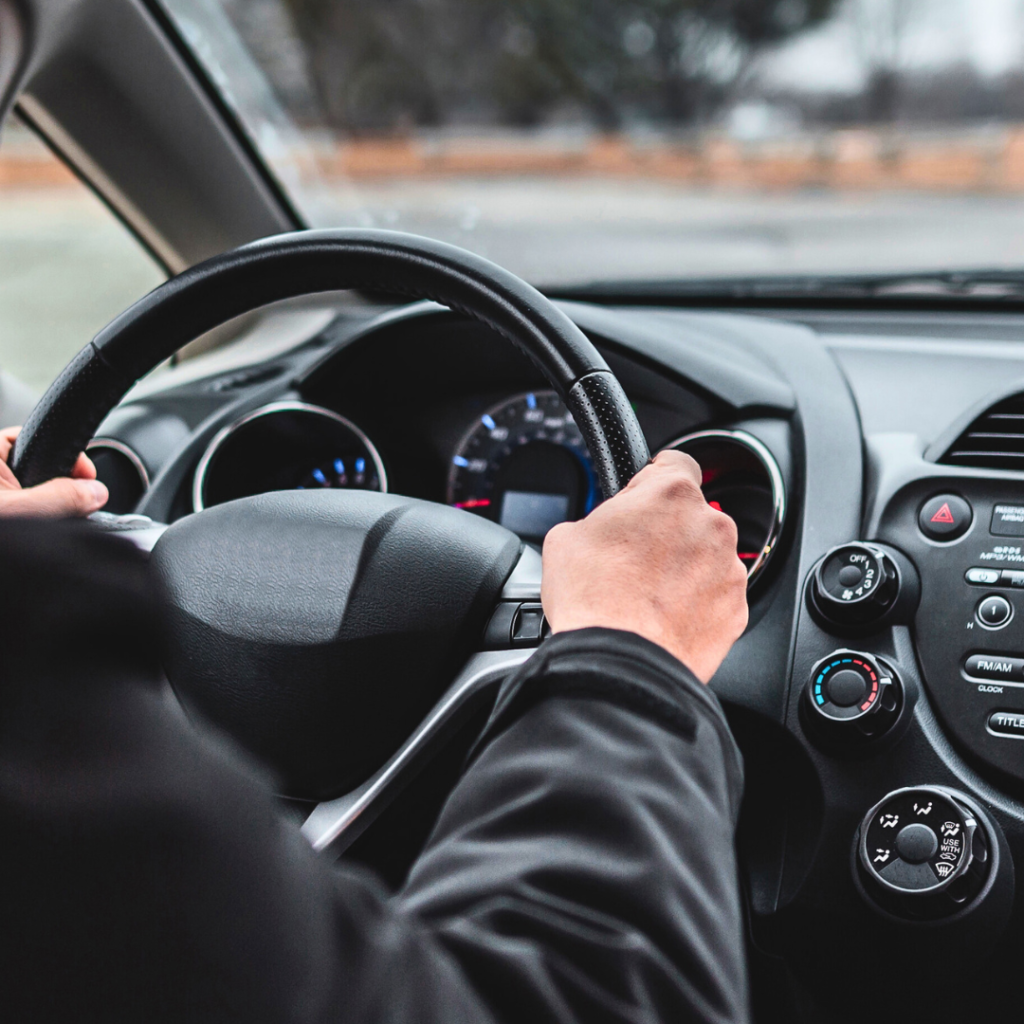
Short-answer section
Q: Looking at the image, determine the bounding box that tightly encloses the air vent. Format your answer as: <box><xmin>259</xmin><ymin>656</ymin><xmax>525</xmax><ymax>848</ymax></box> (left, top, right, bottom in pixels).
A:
<box><xmin>87</xmin><ymin>440</ymin><xmax>150</xmax><ymax>514</ymax></box>
<box><xmin>940</xmin><ymin>393</ymin><xmax>1024</xmax><ymax>470</ymax></box>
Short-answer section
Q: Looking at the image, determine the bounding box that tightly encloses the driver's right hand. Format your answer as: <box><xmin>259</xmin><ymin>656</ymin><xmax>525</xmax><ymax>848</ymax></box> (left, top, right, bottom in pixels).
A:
<box><xmin>541</xmin><ymin>449</ymin><xmax>749</xmax><ymax>682</ymax></box>
<box><xmin>0</xmin><ymin>426</ymin><xmax>108</xmax><ymax>518</ymax></box>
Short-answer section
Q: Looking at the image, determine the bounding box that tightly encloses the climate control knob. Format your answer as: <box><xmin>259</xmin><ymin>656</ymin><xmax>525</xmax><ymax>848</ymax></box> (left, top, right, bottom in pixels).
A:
<box><xmin>803</xmin><ymin>649</ymin><xmax>902</xmax><ymax>743</ymax></box>
<box><xmin>810</xmin><ymin>542</ymin><xmax>899</xmax><ymax>627</ymax></box>
<box><xmin>856</xmin><ymin>786</ymin><xmax>995</xmax><ymax>920</ymax></box>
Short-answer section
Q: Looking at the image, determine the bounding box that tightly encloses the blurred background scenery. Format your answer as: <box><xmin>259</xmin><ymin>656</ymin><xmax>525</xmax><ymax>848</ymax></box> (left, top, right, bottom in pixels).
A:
<box><xmin>8</xmin><ymin>0</ymin><xmax>1024</xmax><ymax>389</ymax></box>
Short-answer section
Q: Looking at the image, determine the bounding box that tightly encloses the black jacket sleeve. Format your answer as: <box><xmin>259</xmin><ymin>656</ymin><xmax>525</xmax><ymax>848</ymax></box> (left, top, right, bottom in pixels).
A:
<box><xmin>400</xmin><ymin>628</ymin><xmax>748</xmax><ymax>1024</ymax></box>
<box><xmin>0</xmin><ymin>524</ymin><xmax>748</xmax><ymax>1024</ymax></box>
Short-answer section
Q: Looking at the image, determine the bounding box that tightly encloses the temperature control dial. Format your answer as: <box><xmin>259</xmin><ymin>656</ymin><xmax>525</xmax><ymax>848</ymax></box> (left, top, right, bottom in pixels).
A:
<box><xmin>803</xmin><ymin>650</ymin><xmax>902</xmax><ymax>743</ymax></box>
<box><xmin>856</xmin><ymin>786</ymin><xmax>992</xmax><ymax>919</ymax></box>
<box><xmin>810</xmin><ymin>542</ymin><xmax>899</xmax><ymax>627</ymax></box>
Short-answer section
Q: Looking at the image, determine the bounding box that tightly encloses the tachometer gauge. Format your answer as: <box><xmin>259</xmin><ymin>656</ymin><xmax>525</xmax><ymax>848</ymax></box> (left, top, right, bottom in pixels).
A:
<box><xmin>447</xmin><ymin>390</ymin><xmax>598</xmax><ymax>541</ymax></box>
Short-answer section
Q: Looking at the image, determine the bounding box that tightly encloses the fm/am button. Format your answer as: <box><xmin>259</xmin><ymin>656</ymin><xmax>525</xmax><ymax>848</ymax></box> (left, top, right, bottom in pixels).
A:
<box><xmin>964</xmin><ymin>654</ymin><xmax>1024</xmax><ymax>684</ymax></box>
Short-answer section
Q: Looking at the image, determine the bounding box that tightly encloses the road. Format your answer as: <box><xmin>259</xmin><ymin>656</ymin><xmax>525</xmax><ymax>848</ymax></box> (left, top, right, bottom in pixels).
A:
<box><xmin>0</xmin><ymin>188</ymin><xmax>163</xmax><ymax>397</ymax></box>
<box><xmin>309</xmin><ymin>178</ymin><xmax>1024</xmax><ymax>286</ymax></box>
<box><xmin>7</xmin><ymin>177</ymin><xmax>1024</xmax><ymax>395</ymax></box>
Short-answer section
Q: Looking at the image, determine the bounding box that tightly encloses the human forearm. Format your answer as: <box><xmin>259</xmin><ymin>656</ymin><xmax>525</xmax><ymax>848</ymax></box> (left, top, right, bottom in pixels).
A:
<box><xmin>400</xmin><ymin>628</ymin><xmax>749</xmax><ymax>1024</ymax></box>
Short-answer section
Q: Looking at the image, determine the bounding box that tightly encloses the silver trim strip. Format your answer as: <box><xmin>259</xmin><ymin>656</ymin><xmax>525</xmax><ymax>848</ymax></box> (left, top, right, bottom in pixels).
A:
<box><xmin>87</xmin><ymin>437</ymin><xmax>151</xmax><ymax>491</ymax></box>
<box><xmin>192</xmin><ymin>401</ymin><xmax>388</xmax><ymax>512</ymax></box>
<box><xmin>302</xmin><ymin>648</ymin><xmax>532</xmax><ymax>857</ymax></box>
<box><xmin>87</xmin><ymin>512</ymin><xmax>168</xmax><ymax>553</ymax></box>
<box><xmin>659</xmin><ymin>428</ymin><xmax>786</xmax><ymax>587</ymax></box>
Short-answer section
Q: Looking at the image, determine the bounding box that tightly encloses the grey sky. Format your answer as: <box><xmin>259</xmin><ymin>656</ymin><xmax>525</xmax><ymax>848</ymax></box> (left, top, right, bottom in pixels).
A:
<box><xmin>763</xmin><ymin>0</ymin><xmax>1024</xmax><ymax>92</ymax></box>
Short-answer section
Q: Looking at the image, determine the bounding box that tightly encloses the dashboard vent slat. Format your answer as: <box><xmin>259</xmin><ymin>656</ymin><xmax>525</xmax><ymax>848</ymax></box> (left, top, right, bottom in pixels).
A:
<box><xmin>940</xmin><ymin>393</ymin><xmax>1024</xmax><ymax>469</ymax></box>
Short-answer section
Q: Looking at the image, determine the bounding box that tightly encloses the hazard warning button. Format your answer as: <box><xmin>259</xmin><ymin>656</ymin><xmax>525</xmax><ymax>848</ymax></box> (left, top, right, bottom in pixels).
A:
<box><xmin>918</xmin><ymin>494</ymin><xmax>973</xmax><ymax>540</ymax></box>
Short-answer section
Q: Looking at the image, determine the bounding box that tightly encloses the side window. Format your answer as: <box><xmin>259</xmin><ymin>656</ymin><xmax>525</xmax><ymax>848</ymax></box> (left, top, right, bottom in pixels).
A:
<box><xmin>0</xmin><ymin>115</ymin><xmax>165</xmax><ymax>422</ymax></box>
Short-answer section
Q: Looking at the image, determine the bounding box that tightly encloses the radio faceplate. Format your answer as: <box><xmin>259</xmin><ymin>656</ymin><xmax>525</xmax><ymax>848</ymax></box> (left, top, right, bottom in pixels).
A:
<box><xmin>877</xmin><ymin>480</ymin><xmax>1024</xmax><ymax>782</ymax></box>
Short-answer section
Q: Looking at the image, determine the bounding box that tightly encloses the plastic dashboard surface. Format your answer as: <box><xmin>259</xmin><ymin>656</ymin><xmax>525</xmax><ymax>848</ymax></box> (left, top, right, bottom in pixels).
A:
<box><xmin>93</xmin><ymin>299</ymin><xmax>1024</xmax><ymax>1016</ymax></box>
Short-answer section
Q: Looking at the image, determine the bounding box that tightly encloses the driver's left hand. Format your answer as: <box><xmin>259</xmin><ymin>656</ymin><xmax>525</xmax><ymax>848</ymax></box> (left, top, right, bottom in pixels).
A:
<box><xmin>0</xmin><ymin>426</ymin><xmax>108</xmax><ymax>518</ymax></box>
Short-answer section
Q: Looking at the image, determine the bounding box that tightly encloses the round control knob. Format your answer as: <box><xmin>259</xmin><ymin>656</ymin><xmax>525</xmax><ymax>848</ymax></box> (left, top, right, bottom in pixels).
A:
<box><xmin>856</xmin><ymin>786</ymin><xmax>993</xmax><ymax>919</ymax></box>
<box><xmin>895</xmin><ymin>822</ymin><xmax>938</xmax><ymax>863</ymax></box>
<box><xmin>977</xmin><ymin>594</ymin><xmax>1013</xmax><ymax>630</ymax></box>
<box><xmin>803</xmin><ymin>650</ymin><xmax>902</xmax><ymax>743</ymax></box>
<box><xmin>810</xmin><ymin>543</ymin><xmax>899</xmax><ymax>627</ymax></box>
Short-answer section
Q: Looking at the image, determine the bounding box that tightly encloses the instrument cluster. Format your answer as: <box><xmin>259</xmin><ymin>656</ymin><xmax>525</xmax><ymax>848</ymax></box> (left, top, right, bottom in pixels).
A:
<box><xmin>193</xmin><ymin>394</ymin><xmax>785</xmax><ymax>585</ymax></box>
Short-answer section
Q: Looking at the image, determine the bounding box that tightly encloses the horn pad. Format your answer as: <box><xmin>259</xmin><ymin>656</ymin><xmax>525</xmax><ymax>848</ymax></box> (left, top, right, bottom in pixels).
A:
<box><xmin>151</xmin><ymin>490</ymin><xmax>521</xmax><ymax>799</ymax></box>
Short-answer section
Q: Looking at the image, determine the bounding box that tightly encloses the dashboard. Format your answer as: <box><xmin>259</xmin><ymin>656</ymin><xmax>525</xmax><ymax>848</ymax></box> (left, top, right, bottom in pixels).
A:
<box><xmin>89</xmin><ymin>297</ymin><xmax>1024</xmax><ymax>1021</ymax></box>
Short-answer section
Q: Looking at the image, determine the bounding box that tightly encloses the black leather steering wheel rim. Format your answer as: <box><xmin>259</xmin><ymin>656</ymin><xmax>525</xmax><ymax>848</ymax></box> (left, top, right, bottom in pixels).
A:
<box><xmin>11</xmin><ymin>229</ymin><xmax>650</xmax><ymax>495</ymax></box>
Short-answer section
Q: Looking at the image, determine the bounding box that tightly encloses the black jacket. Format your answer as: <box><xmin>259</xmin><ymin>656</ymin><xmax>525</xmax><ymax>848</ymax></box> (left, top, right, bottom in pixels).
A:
<box><xmin>0</xmin><ymin>522</ymin><xmax>748</xmax><ymax>1023</ymax></box>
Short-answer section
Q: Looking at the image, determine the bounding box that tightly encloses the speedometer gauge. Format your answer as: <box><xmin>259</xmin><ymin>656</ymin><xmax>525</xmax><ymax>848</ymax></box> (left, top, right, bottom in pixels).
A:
<box><xmin>447</xmin><ymin>391</ymin><xmax>598</xmax><ymax>541</ymax></box>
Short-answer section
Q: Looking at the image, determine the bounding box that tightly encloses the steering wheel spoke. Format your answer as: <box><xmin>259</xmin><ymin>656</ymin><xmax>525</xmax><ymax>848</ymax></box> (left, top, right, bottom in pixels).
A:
<box><xmin>301</xmin><ymin>647</ymin><xmax>531</xmax><ymax>858</ymax></box>
<box><xmin>301</xmin><ymin>544</ymin><xmax>543</xmax><ymax>856</ymax></box>
<box><xmin>87</xmin><ymin>511</ymin><xmax>168</xmax><ymax>552</ymax></box>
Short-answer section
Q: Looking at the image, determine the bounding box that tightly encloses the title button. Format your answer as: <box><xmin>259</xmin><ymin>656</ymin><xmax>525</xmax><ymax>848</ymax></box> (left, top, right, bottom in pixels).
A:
<box><xmin>919</xmin><ymin>494</ymin><xmax>972</xmax><ymax>541</ymax></box>
<box><xmin>989</xmin><ymin>711</ymin><xmax>1024</xmax><ymax>736</ymax></box>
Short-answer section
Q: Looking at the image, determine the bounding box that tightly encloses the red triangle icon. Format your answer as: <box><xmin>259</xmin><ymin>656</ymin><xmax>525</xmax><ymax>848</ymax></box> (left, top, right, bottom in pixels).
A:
<box><xmin>931</xmin><ymin>502</ymin><xmax>956</xmax><ymax>524</ymax></box>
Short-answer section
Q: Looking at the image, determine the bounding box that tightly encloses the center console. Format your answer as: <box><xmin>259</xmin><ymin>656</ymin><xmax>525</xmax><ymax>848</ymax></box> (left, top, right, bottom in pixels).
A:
<box><xmin>876</xmin><ymin>480</ymin><xmax>1024</xmax><ymax>784</ymax></box>
<box><xmin>762</xmin><ymin>463</ymin><xmax>1023</xmax><ymax>999</ymax></box>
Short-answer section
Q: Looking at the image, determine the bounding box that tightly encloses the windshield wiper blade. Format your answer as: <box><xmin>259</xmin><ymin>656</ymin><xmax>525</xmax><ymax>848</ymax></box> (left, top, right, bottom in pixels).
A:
<box><xmin>842</xmin><ymin>271</ymin><xmax>1024</xmax><ymax>299</ymax></box>
<box><xmin>553</xmin><ymin>269</ymin><xmax>1024</xmax><ymax>307</ymax></box>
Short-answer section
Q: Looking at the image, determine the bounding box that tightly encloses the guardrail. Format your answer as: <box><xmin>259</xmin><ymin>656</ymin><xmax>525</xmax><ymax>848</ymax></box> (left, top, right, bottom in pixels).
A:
<box><xmin>317</xmin><ymin>129</ymin><xmax>1024</xmax><ymax>192</ymax></box>
<box><xmin>8</xmin><ymin>127</ymin><xmax>1024</xmax><ymax>193</ymax></box>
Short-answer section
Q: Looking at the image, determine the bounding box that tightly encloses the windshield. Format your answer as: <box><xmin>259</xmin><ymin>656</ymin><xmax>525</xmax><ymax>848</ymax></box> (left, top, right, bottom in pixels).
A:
<box><xmin>162</xmin><ymin>0</ymin><xmax>1024</xmax><ymax>290</ymax></box>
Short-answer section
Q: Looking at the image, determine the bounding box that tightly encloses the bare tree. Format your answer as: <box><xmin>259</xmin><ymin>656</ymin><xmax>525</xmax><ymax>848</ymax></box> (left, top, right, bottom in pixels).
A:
<box><xmin>846</xmin><ymin>0</ymin><xmax>924</xmax><ymax>120</ymax></box>
<box><xmin>282</xmin><ymin>0</ymin><xmax>842</xmax><ymax>133</ymax></box>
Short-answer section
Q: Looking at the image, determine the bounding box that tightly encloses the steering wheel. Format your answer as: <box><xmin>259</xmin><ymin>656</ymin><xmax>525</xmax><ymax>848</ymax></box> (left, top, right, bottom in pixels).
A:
<box><xmin>11</xmin><ymin>229</ymin><xmax>650</xmax><ymax>827</ymax></box>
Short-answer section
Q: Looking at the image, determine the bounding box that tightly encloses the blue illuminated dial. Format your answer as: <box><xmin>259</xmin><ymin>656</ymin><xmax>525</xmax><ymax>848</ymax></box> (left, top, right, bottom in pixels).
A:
<box><xmin>299</xmin><ymin>455</ymin><xmax>378</xmax><ymax>491</ymax></box>
<box><xmin>446</xmin><ymin>390</ymin><xmax>598</xmax><ymax>541</ymax></box>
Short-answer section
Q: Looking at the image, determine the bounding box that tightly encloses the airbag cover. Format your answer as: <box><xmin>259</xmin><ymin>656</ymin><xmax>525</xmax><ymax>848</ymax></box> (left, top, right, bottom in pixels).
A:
<box><xmin>151</xmin><ymin>490</ymin><xmax>521</xmax><ymax>798</ymax></box>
